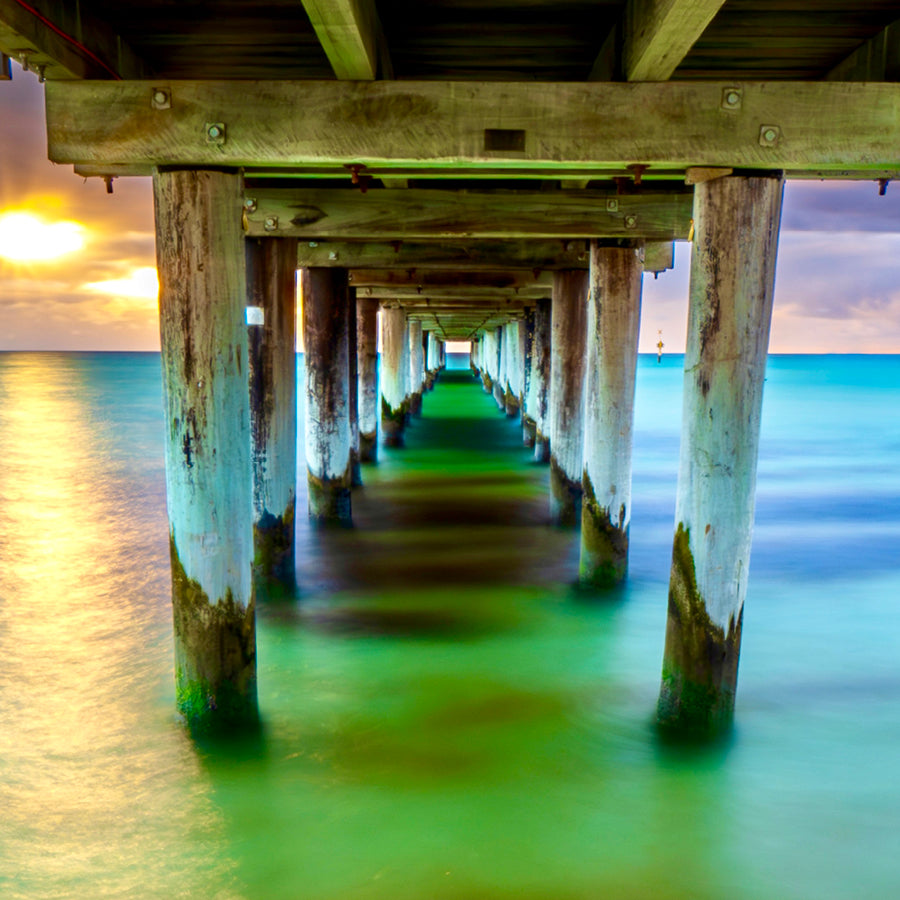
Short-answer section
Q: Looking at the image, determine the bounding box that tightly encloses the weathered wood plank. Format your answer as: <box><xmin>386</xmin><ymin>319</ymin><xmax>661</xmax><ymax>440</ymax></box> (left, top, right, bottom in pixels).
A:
<box><xmin>826</xmin><ymin>18</ymin><xmax>900</xmax><ymax>81</ymax></box>
<box><xmin>0</xmin><ymin>0</ymin><xmax>145</xmax><ymax>79</ymax></box>
<box><xmin>46</xmin><ymin>80</ymin><xmax>900</xmax><ymax>176</ymax></box>
<box><xmin>1</xmin><ymin>51</ymin><xmax>10</xmax><ymax>79</ymax></box>
<box><xmin>246</xmin><ymin>188</ymin><xmax>692</xmax><ymax>240</ymax></box>
<box><xmin>360</xmin><ymin>286</ymin><xmax>547</xmax><ymax>301</ymax></box>
<box><xmin>297</xmin><ymin>239</ymin><xmax>591</xmax><ymax>270</ymax></box>
<box><xmin>299</xmin><ymin>0</ymin><xmax>388</xmax><ymax>80</ymax></box>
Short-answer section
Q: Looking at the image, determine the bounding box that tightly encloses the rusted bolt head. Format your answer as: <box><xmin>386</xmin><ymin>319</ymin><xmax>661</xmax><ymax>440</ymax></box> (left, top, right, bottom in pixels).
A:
<box><xmin>206</xmin><ymin>122</ymin><xmax>226</xmax><ymax>143</ymax></box>
<box><xmin>329</xmin><ymin>251</ymin><xmax>338</xmax><ymax>261</ymax></box>
<box><xmin>759</xmin><ymin>125</ymin><xmax>781</xmax><ymax>146</ymax></box>
<box><xmin>264</xmin><ymin>216</ymin><xmax>278</xmax><ymax>232</ymax></box>
<box><xmin>243</xmin><ymin>198</ymin><xmax>257</xmax><ymax>212</ymax></box>
<box><xmin>624</xmin><ymin>215</ymin><xmax>637</xmax><ymax>229</ymax></box>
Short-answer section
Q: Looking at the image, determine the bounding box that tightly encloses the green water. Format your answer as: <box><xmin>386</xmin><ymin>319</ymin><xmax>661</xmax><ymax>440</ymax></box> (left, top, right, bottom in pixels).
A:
<box><xmin>1</xmin><ymin>355</ymin><xmax>898</xmax><ymax>898</ymax></box>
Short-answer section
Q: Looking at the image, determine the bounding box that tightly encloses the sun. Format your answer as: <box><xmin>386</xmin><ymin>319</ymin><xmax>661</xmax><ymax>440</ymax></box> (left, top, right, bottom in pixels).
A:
<box><xmin>0</xmin><ymin>211</ymin><xmax>86</xmax><ymax>262</ymax></box>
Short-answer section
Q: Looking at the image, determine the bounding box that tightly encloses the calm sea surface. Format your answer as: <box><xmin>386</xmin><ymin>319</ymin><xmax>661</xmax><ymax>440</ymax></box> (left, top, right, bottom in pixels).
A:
<box><xmin>0</xmin><ymin>351</ymin><xmax>898</xmax><ymax>899</ymax></box>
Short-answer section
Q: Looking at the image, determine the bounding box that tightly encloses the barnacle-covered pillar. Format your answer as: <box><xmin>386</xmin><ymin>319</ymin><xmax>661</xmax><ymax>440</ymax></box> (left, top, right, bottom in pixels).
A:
<box><xmin>301</xmin><ymin>267</ymin><xmax>352</xmax><ymax>524</ymax></box>
<box><xmin>381</xmin><ymin>305</ymin><xmax>410</xmax><ymax>446</ymax></box>
<box><xmin>493</xmin><ymin>325</ymin><xmax>507</xmax><ymax>410</ymax></box>
<box><xmin>580</xmin><ymin>244</ymin><xmax>643</xmax><ymax>587</ymax></box>
<box><xmin>357</xmin><ymin>296</ymin><xmax>379</xmax><ymax>463</ymax></box>
<box><xmin>425</xmin><ymin>330</ymin><xmax>438</xmax><ymax>389</ymax></box>
<box><xmin>246</xmin><ymin>236</ymin><xmax>298</xmax><ymax>599</ymax></box>
<box><xmin>658</xmin><ymin>174</ymin><xmax>784</xmax><ymax>736</ymax></box>
<box><xmin>409</xmin><ymin>318</ymin><xmax>424</xmax><ymax>416</ymax></box>
<box><xmin>549</xmin><ymin>271</ymin><xmax>588</xmax><ymax>525</ymax></box>
<box><xmin>531</xmin><ymin>297</ymin><xmax>552</xmax><ymax>462</ymax></box>
<box><xmin>154</xmin><ymin>167</ymin><xmax>256</xmax><ymax>732</ymax></box>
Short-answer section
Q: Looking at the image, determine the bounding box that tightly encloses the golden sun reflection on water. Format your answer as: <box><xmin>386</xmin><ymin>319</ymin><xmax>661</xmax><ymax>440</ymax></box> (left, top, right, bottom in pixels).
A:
<box><xmin>0</xmin><ymin>355</ymin><xmax>240</xmax><ymax>899</ymax></box>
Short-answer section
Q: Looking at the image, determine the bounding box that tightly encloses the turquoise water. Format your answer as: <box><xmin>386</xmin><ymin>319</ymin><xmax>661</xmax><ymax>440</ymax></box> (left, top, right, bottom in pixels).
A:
<box><xmin>0</xmin><ymin>351</ymin><xmax>898</xmax><ymax>898</ymax></box>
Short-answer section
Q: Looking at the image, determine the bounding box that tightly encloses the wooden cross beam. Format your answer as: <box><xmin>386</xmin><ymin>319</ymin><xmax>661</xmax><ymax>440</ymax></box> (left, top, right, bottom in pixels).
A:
<box><xmin>591</xmin><ymin>0</ymin><xmax>727</xmax><ymax>82</ymax></box>
<box><xmin>246</xmin><ymin>187</ymin><xmax>692</xmax><ymax>240</ymax></box>
<box><xmin>348</xmin><ymin>269</ymin><xmax>553</xmax><ymax>290</ymax></box>
<box><xmin>297</xmin><ymin>239</ymin><xmax>592</xmax><ymax>270</ymax></box>
<box><xmin>300</xmin><ymin>0</ymin><xmax>390</xmax><ymax>80</ymax></box>
<box><xmin>359</xmin><ymin>286</ymin><xmax>548</xmax><ymax>301</ymax></box>
<box><xmin>46</xmin><ymin>80</ymin><xmax>900</xmax><ymax>179</ymax></box>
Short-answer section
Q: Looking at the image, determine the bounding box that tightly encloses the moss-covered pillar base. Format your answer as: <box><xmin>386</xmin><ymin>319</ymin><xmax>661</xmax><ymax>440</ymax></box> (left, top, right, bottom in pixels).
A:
<box><xmin>359</xmin><ymin>430</ymin><xmax>377</xmax><ymax>462</ymax></box>
<box><xmin>153</xmin><ymin>167</ymin><xmax>257</xmax><ymax>733</ymax></box>
<box><xmin>302</xmin><ymin>267</ymin><xmax>352</xmax><ymax>525</ymax></box>
<box><xmin>522</xmin><ymin>414</ymin><xmax>537</xmax><ymax>447</ymax></box>
<box><xmin>381</xmin><ymin>305</ymin><xmax>410</xmax><ymax>447</ymax></box>
<box><xmin>534</xmin><ymin>431</ymin><xmax>550</xmax><ymax>463</ymax></box>
<box><xmin>409</xmin><ymin>319</ymin><xmax>425</xmax><ymax>417</ymax></box>
<box><xmin>657</xmin><ymin>174</ymin><xmax>784</xmax><ymax>737</ymax></box>
<box><xmin>549</xmin><ymin>271</ymin><xmax>588</xmax><ymax>526</ymax></box>
<box><xmin>410</xmin><ymin>390</ymin><xmax>423</xmax><ymax>417</ymax></box>
<box><xmin>549</xmin><ymin>457</ymin><xmax>582</xmax><ymax>526</ymax></box>
<box><xmin>481</xmin><ymin>371</ymin><xmax>493</xmax><ymax>393</ymax></box>
<box><xmin>492</xmin><ymin>380</ymin><xmax>505</xmax><ymax>410</ymax></box>
<box><xmin>504</xmin><ymin>389</ymin><xmax>520</xmax><ymax>419</ymax></box>
<box><xmin>579</xmin><ymin>244</ymin><xmax>643</xmax><ymax>587</ymax></box>
<box><xmin>579</xmin><ymin>475</ymin><xmax>629</xmax><ymax>587</ymax></box>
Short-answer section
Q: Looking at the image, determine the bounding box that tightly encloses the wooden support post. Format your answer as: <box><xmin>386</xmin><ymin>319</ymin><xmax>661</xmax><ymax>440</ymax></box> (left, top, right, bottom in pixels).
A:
<box><xmin>347</xmin><ymin>287</ymin><xmax>362</xmax><ymax>486</ymax></box>
<box><xmin>246</xmin><ymin>237</ymin><xmax>299</xmax><ymax>600</ymax></box>
<box><xmin>357</xmin><ymin>297</ymin><xmax>379</xmax><ymax>463</ymax></box>
<box><xmin>153</xmin><ymin>168</ymin><xmax>256</xmax><ymax>732</ymax></box>
<box><xmin>531</xmin><ymin>297</ymin><xmax>552</xmax><ymax>463</ymax></box>
<box><xmin>580</xmin><ymin>244</ymin><xmax>643</xmax><ymax>587</ymax></box>
<box><xmin>409</xmin><ymin>319</ymin><xmax>424</xmax><ymax>416</ymax></box>
<box><xmin>521</xmin><ymin>307</ymin><xmax>537</xmax><ymax>447</ymax></box>
<box><xmin>504</xmin><ymin>321</ymin><xmax>521</xmax><ymax>419</ymax></box>
<box><xmin>425</xmin><ymin>330</ymin><xmax>438</xmax><ymax>389</ymax></box>
<box><xmin>549</xmin><ymin>272</ymin><xmax>588</xmax><ymax>525</ymax></box>
<box><xmin>381</xmin><ymin>306</ymin><xmax>409</xmax><ymax>446</ymax></box>
<box><xmin>301</xmin><ymin>268</ymin><xmax>352</xmax><ymax>524</ymax></box>
<box><xmin>492</xmin><ymin>326</ymin><xmax>506</xmax><ymax>410</ymax></box>
<box><xmin>480</xmin><ymin>330</ymin><xmax>495</xmax><ymax>394</ymax></box>
<box><xmin>658</xmin><ymin>174</ymin><xmax>784</xmax><ymax>736</ymax></box>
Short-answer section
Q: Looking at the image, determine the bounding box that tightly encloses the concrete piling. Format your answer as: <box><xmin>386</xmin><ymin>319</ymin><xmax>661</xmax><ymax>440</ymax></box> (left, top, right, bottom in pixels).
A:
<box><xmin>301</xmin><ymin>267</ymin><xmax>352</xmax><ymax>524</ymax></box>
<box><xmin>549</xmin><ymin>272</ymin><xmax>588</xmax><ymax>524</ymax></box>
<box><xmin>521</xmin><ymin>307</ymin><xmax>536</xmax><ymax>446</ymax></box>
<box><xmin>246</xmin><ymin>236</ymin><xmax>299</xmax><ymax>599</ymax></box>
<box><xmin>657</xmin><ymin>174</ymin><xmax>784</xmax><ymax>736</ymax></box>
<box><xmin>504</xmin><ymin>321</ymin><xmax>521</xmax><ymax>418</ymax></box>
<box><xmin>153</xmin><ymin>167</ymin><xmax>257</xmax><ymax>732</ymax></box>
<box><xmin>580</xmin><ymin>244</ymin><xmax>643</xmax><ymax>587</ymax></box>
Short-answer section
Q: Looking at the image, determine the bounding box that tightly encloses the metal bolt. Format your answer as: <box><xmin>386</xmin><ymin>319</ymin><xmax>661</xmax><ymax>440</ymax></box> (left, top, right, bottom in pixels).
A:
<box><xmin>206</xmin><ymin>122</ymin><xmax>226</xmax><ymax>144</ymax></box>
<box><xmin>243</xmin><ymin>198</ymin><xmax>257</xmax><ymax>213</ymax></box>
<box><xmin>624</xmin><ymin>215</ymin><xmax>637</xmax><ymax>229</ymax></box>
<box><xmin>151</xmin><ymin>88</ymin><xmax>171</xmax><ymax>110</ymax></box>
<box><xmin>606</xmin><ymin>198</ymin><xmax>619</xmax><ymax>213</ymax></box>
<box><xmin>328</xmin><ymin>251</ymin><xmax>339</xmax><ymax>261</ymax></box>
<box><xmin>264</xmin><ymin>216</ymin><xmax>278</xmax><ymax>232</ymax></box>
<box><xmin>759</xmin><ymin>125</ymin><xmax>780</xmax><ymax>146</ymax></box>
<box><xmin>308</xmin><ymin>241</ymin><xmax>318</xmax><ymax>248</ymax></box>
<box><xmin>722</xmin><ymin>88</ymin><xmax>742</xmax><ymax>110</ymax></box>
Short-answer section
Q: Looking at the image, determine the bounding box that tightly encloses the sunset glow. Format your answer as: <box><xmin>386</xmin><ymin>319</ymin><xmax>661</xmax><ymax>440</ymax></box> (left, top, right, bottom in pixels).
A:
<box><xmin>0</xmin><ymin>211</ymin><xmax>85</xmax><ymax>262</ymax></box>
<box><xmin>82</xmin><ymin>266</ymin><xmax>159</xmax><ymax>304</ymax></box>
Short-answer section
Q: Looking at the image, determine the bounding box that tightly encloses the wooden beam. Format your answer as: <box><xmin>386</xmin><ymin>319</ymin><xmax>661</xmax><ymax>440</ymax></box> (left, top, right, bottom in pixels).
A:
<box><xmin>349</xmin><ymin>269</ymin><xmax>552</xmax><ymax>290</ymax></box>
<box><xmin>297</xmin><ymin>239</ymin><xmax>590</xmax><ymax>270</ymax></box>
<box><xmin>359</xmin><ymin>286</ymin><xmax>547</xmax><ymax>301</ymax></box>
<box><xmin>0</xmin><ymin>0</ymin><xmax>145</xmax><ymax>80</ymax></box>
<box><xmin>1</xmin><ymin>51</ymin><xmax>10</xmax><ymax>79</ymax></box>
<box><xmin>590</xmin><ymin>0</ymin><xmax>725</xmax><ymax>83</ymax></box>
<box><xmin>47</xmin><ymin>80</ymin><xmax>900</xmax><ymax>178</ymax></box>
<box><xmin>624</xmin><ymin>1</ymin><xmax>725</xmax><ymax>81</ymax></box>
<box><xmin>246</xmin><ymin>188</ymin><xmax>692</xmax><ymax>240</ymax></box>
<box><xmin>300</xmin><ymin>0</ymin><xmax>388</xmax><ymax>80</ymax></box>
<box><xmin>826</xmin><ymin>18</ymin><xmax>900</xmax><ymax>82</ymax></box>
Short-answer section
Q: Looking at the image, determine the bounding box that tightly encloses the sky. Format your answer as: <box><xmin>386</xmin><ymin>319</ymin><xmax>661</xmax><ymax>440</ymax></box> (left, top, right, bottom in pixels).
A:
<box><xmin>1</xmin><ymin>62</ymin><xmax>899</xmax><ymax>353</ymax></box>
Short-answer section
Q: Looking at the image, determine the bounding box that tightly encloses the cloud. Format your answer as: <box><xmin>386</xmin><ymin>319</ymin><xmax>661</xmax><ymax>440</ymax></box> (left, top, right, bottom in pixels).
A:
<box><xmin>782</xmin><ymin>181</ymin><xmax>900</xmax><ymax>234</ymax></box>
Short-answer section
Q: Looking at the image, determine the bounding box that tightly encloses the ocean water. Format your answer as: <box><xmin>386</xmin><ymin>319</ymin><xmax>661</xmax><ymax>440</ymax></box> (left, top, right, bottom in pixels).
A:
<box><xmin>0</xmin><ymin>351</ymin><xmax>898</xmax><ymax>899</ymax></box>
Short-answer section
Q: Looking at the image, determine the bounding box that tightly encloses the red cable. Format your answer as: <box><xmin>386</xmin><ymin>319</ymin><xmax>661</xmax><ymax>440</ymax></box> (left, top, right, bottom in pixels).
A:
<box><xmin>12</xmin><ymin>0</ymin><xmax>122</xmax><ymax>80</ymax></box>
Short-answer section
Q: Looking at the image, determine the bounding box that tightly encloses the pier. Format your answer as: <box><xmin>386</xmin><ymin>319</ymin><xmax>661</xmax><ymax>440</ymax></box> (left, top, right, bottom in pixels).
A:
<box><xmin>2</xmin><ymin>1</ymin><xmax>899</xmax><ymax>739</ymax></box>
